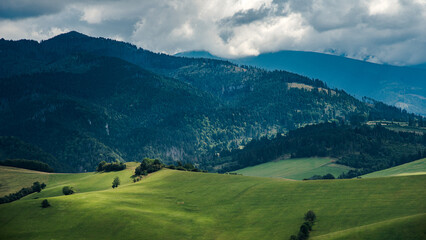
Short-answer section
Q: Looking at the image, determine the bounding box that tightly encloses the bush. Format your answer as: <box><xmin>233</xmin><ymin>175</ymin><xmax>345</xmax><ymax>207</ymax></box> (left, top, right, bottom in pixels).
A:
<box><xmin>41</xmin><ymin>199</ymin><xmax>50</xmax><ymax>208</ymax></box>
<box><xmin>62</xmin><ymin>186</ymin><xmax>74</xmax><ymax>195</ymax></box>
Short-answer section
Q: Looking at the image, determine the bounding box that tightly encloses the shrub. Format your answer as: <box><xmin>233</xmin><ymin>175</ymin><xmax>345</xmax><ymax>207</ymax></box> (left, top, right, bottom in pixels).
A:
<box><xmin>41</xmin><ymin>199</ymin><xmax>50</xmax><ymax>208</ymax></box>
<box><xmin>62</xmin><ymin>186</ymin><xmax>74</xmax><ymax>195</ymax></box>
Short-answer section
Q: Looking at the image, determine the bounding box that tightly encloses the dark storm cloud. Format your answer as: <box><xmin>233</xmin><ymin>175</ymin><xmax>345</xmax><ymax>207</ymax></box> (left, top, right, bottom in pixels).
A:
<box><xmin>219</xmin><ymin>5</ymin><xmax>275</xmax><ymax>27</ymax></box>
<box><xmin>0</xmin><ymin>0</ymin><xmax>66</xmax><ymax>19</ymax></box>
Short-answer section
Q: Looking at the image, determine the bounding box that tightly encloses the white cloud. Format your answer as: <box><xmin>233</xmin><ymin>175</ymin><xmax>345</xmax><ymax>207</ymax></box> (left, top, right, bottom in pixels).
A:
<box><xmin>81</xmin><ymin>7</ymin><xmax>103</xmax><ymax>24</ymax></box>
<box><xmin>0</xmin><ymin>0</ymin><xmax>425</xmax><ymax>65</ymax></box>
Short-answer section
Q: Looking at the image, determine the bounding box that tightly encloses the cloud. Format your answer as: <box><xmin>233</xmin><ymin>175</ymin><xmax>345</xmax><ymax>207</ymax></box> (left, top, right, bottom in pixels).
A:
<box><xmin>0</xmin><ymin>0</ymin><xmax>66</xmax><ymax>19</ymax></box>
<box><xmin>0</xmin><ymin>0</ymin><xmax>425</xmax><ymax>65</ymax></box>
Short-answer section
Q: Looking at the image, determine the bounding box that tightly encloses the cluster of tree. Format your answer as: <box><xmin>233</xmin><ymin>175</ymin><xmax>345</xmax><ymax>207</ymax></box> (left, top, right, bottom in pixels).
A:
<box><xmin>167</xmin><ymin>161</ymin><xmax>205</xmax><ymax>172</ymax></box>
<box><xmin>112</xmin><ymin>177</ymin><xmax>120</xmax><ymax>188</ymax></box>
<box><xmin>214</xmin><ymin>123</ymin><xmax>426</xmax><ymax>175</ymax></box>
<box><xmin>62</xmin><ymin>186</ymin><xmax>74</xmax><ymax>195</ymax></box>
<box><xmin>96</xmin><ymin>161</ymin><xmax>126</xmax><ymax>172</ymax></box>
<box><xmin>0</xmin><ymin>181</ymin><xmax>46</xmax><ymax>204</ymax></box>
<box><xmin>0</xmin><ymin>159</ymin><xmax>54</xmax><ymax>172</ymax></box>
<box><xmin>290</xmin><ymin>210</ymin><xmax>317</xmax><ymax>240</ymax></box>
<box><xmin>304</xmin><ymin>173</ymin><xmax>335</xmax><ymax>180</ymax></box>
<box><xmin>134</xmin><ymin>158</ymin><xmax>165</xmax><ymax>176</ymax></box>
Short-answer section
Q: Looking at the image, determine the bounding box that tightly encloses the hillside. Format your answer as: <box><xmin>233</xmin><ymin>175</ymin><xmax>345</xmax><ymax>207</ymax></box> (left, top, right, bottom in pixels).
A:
<box><xmin>214</xmin><ymin>123</ymin><xmax>426</xmax><ymax>177</ymax></box>
<box><xmin>362</xmin><ymin>158</ymin><xmax>426</xmax><ymax>178</ymax></box>
<box><xmin>0</xmin><ymin>32</ymin><xmax>423</xmax><ymax>172</ymax></box>
<box><xmin>0</xmin><ymin>165</ymin><xmax>425</xmax><ymax>240</ymax></box>
<box><xmin>233</xmin><ymin>157</ymin><xmax>353</xmax><ymax>180</ymax></box>
<box><xmin>177</xmin><ymin>50</ymin><xmax>426</xmax><ymax>115</ymax></box>
<box><xmin>0</xmin><ymin>136</ymin><xmax>62</xmax><ymax>171</ymax></box>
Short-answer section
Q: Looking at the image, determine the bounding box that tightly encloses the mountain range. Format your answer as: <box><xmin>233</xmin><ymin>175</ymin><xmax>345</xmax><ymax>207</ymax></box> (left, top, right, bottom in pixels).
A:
<box><xmin>0</xmin><ymin>31</ymin><xmax>421</xmax><ymax>172</ymax></box>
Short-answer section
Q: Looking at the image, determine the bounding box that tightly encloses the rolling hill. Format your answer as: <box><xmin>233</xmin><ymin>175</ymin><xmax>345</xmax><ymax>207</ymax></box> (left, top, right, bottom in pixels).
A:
<box><xmin>362</xmin><ymin>158</ymin><xmax>426</xmax><ymax>178</ymax></box>
<box><xmin>233</xmin><ymin>157</ymin><xmax>354</xmax><ymax>180</ymax></box>
<box><xmin>0</xmin><ymin>165</ymin><xmax>425</xmax><ymax>240</ymax></box>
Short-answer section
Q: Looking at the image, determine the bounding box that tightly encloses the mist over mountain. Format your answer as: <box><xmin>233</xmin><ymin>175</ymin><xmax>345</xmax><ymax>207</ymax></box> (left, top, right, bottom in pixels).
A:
<box><xmin>0</xmin><ymin>32</ymin><xmax>421</xmax><ymax>172</ymax></box>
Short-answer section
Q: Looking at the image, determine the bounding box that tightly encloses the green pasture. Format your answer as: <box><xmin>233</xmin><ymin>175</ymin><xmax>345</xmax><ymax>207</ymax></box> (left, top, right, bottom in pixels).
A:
<box><xmin>0</xmin><ymin>164</ymin><xmax>425</xmax><ymax>240</ymax></box>
<box><xmin>233</xmin><ymin>157</ymin><xmax>353</xmax><ymax>179</ymax></box>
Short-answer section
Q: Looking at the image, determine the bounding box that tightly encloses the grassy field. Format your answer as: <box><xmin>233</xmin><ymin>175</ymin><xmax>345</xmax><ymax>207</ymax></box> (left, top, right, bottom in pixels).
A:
<box><xmin>233</xmin><ymin>157</ymin><xmax>353</xmax><ymax>180</ymax></box>
<box><xmin>362</xmin><ymin>158</ymin><xmax>426</xmax><ymax>178</ymax></box>
<box><xmin>0</xmin><ymin>163</ymin><xmax>425</xmax><ymax>240</ymax></box>
<box><xmin>0</xmin><ymin>166</ymin><xmax>50</xmax><ymax>196</ymax></box>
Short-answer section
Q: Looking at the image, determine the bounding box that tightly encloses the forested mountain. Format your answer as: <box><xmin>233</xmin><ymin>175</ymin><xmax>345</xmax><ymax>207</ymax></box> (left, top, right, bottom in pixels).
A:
<box><xmin>0</xmin><ymin>32</ymin><xmax>422</xmax><ymax>172</ymax></box>
<box><xmin>177</xmin><ymin>50</ymin><xmax>426</xmax><ymax>116</ymax></box>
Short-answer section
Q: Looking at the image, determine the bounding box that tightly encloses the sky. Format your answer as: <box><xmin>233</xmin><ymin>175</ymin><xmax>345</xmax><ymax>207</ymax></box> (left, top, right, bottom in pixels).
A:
<box><xmin>0</xmin><ymin>0</ymin><xmax>425</xmax><ymax>66</ymax></box>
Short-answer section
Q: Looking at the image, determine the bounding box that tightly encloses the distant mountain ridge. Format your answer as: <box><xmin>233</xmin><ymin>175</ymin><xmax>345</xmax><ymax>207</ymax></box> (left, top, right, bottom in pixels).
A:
<box><xmin>176</xmin><ymin>50</ymin><xmax>426</xmax><ymax>116</ymax></box>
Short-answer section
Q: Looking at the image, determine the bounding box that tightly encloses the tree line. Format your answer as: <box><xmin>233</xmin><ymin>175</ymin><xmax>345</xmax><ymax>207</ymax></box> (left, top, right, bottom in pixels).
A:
<box><xmin>0</xmin><ymin>159</ymin><xmax>54</xmax><ymax>172</ymax></box>
<box><xmin>214</xmin><ymin>122</ymin><xmax>426</xmax><ymax>175</ymax></box>
<box><xmin>0</xmin><ymin>181</ymin><xmax>46</xmax><ymax>204</ymax></box>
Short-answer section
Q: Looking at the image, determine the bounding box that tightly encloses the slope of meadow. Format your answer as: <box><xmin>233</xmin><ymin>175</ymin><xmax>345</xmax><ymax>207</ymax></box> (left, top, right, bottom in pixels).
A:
<box><xmin>0</xmin><ymin>164</ymin><xmax>425</xmax><ymax>240</ymax></box>
<box><xmin>362</xmin><ymin>158</ymin><xmax>426</xmax><ymax>178</ymax></box>
<box><xmin>233</xmin><ymin>157</ymin><xmax>353</xmax><ymax>180</ymax></box>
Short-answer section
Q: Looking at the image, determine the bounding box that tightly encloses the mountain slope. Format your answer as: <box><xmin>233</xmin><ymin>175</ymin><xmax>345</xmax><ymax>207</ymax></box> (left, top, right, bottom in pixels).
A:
<box><xmin>234</xmin><ymin>51</ymin><xmax>426</xmax><ymax>115</ymax></box>
<box><xmin>177</xmin><ymin>50</ymin><xmax>426</xmax><ymax>115</ymax></box>
<box><xmin>0</xmin><ymin>32</ymin><xmax>423</xmax><ymax>172</ymax></box>
<box><xmin>0</xmin><ymin>166</ymin><xmax>425</xmax><ymax>240</ymax></box>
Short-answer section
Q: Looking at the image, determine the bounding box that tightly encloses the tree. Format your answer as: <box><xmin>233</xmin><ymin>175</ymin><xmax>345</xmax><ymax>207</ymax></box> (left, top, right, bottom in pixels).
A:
<box><xmin>32</xmin><ymin>181</ymin><xmax>42</xmax><ymax>193</ymax></box>
<box><xmin>62</xmin><ymin>186</ymin><xmax>74</xmax><ymax>195</ymax></box>
<box><xmin>41</xmin><ymin>199</ymin><xmax>50</xmax><ymax>208</ymax></box>
<box><xmin>97</xmin><ymin>161</ymin><xmax>106</xmax><ymax>172</ymax></box>
<box><xmin>304</xmin><ymin>210</ymin><xmax>316</xmax><ymax>222</ymax></box>
<box><xmin>300</xmin><ymin>223</ymin><xmax>310</xmax><ymax>235</ymax></box>
<box><xmin>112</xmin><ymin>177</ymin><xmax>120</xmax><ymax>188</ymax></box>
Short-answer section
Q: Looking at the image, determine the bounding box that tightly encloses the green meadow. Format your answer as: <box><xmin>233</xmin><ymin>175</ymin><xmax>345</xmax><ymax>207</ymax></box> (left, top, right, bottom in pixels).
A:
<box><xmin>233</xmin><ymin>157</ymin><xmax>353</xmax><ymax>180</ymax></box>
<box><xmin>362</xmin><ymin>158</ymin><xmax>426</xmax><ymax>178</ymax></box>
<box><xmin>0</xmin><ymin>163</ymin><xmax>425</xmax><ymax>240</ymax></box>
